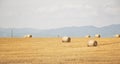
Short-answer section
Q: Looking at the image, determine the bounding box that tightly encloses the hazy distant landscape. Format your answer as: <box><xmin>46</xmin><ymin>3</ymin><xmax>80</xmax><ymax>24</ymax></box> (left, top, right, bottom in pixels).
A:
<box><xmin>0</xmin><ymin>0</ymin><xmax>120</xmax><ymax>64</ymax></box>
<box><xmin>0</xmin><ymin>24</ymin><xmax>120</xmax><ymax>37</ymax></box>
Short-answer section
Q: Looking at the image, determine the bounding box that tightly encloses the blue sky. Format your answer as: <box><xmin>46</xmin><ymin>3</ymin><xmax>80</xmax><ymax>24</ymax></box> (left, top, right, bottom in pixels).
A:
<box><xmin>0</xmin><ymin>0</ymin><xmax>120</xmax><ymax>29</ymax></box>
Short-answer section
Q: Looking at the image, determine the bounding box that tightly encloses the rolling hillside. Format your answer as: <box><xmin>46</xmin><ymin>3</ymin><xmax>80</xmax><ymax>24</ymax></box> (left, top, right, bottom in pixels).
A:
<box><xmin>0</xmin><ymin>24</ymin><xmax>120</xmax><ymax>37</ymax></box>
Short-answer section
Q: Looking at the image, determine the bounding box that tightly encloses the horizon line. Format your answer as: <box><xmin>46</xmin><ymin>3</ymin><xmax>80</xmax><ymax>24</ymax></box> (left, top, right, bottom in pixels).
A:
<box><xmin>0</xmin><ymin>24</ymin><xmax>120</xmax><ymax>30</ymax></box>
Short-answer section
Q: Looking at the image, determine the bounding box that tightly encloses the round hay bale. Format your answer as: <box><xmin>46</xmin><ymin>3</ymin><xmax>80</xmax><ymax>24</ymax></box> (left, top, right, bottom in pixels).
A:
<box><xmin>87</xmin><ymin>40</ymin><xmax>98</xmax><ymax>47</ymax></box>
<box><xmin>24</xmin><ymin>35</ymin><xmax>32</xmax><ymax>38</ymax></box>
<box><xmin>62</xmin><ymin>36</ymin><xmax>71</xmax><ymax>42</ymax></box>
<box><xmin>27</xmin><ymin>35</ymin><xmax>32</xmax><ymax>38</ymax></box>
<box><xmin>115</xmin><ymin>34</ymin><xmax>120</xmax><ymax>38</ymax></box>
<box><xmin>85</xmin><ymin>35</ymin><xmax>91</xmax><ymax>38</ymax></box>
<box><xmin>95</xmin><ymin>34</ymin><xmax>101</xmax><ymax>38</ymax></box>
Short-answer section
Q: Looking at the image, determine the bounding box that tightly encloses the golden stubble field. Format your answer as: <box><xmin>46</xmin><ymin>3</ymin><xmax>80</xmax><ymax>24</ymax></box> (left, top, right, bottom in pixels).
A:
<box><xmin>0</xmin><ymin>37</ymin><xmax>120</xmax><ymax>64</ymax></box>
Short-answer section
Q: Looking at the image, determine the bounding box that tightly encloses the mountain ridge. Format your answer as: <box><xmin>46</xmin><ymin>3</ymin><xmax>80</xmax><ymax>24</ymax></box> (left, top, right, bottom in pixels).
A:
<box><xmin>0</xmin><ymin>24</ymin><xmax>120</xmax><ymax>37</ymax></box>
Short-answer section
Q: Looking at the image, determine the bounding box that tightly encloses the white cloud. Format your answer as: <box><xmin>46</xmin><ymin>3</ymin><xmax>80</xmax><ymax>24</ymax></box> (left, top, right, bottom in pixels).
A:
<box><xmin>0</xmin><ymin>0</ymin><xmax>120</xmax><ymax>29</ymax></box>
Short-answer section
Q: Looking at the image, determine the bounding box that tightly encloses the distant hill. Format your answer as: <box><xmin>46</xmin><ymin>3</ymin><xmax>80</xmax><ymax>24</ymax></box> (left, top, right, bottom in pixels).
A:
<box><xmin>0</xmin><ymin>24</ymin><xmax>120</xmax><ymax>37</ymax></box>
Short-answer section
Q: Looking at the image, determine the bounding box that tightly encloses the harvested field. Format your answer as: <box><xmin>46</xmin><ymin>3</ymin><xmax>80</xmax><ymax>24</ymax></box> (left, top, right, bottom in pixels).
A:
<box><xmin>0</xmin><ymin>38</ymin><xmax>120</xmax><ymax>64</ymax></box>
